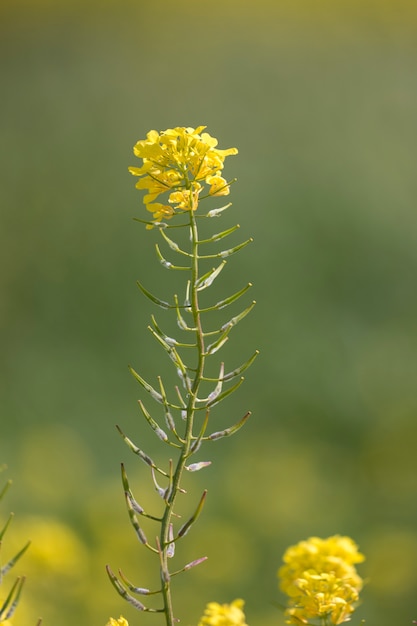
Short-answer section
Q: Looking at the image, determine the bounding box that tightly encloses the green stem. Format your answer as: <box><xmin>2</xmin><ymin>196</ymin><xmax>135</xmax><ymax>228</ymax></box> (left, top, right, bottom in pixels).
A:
<box><xmin>159</xmin><ymin>209</ymin><xmax>205</xmax><ymax>626</ymax></box>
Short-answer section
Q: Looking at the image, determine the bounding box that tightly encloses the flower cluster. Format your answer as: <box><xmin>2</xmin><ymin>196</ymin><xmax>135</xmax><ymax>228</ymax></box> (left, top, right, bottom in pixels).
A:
<box><xmin>106</xmin><ymin>617</ymin><xmax>128</xmax><ymax>626</ymax></box>
<box><xmin>198</xmin><ymin>599</ymin><xmax>248</xmax><ymax>626</ymax></box>
<box><xmin>278</xmin><ymin>535</ymin><xmax>364</xmax><ymax>625</ymax></box>
<box><xmin>129</xmin><ymin>126</ymin><xmax>238</xmax><ymax>227</ymax></box>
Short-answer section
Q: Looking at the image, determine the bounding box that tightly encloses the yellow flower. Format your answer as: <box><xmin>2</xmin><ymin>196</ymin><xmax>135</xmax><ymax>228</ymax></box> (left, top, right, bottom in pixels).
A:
<box><xmin>106</xmin><ymin>617</ymin><xmax>128</xmax><ymax>626</ymax></box>
<box><xmin>279</xmin><ymin>535</ymin><xmax>364</xmax><ymax>597</ymax></box>
<box><xmin>129</xmin><ymin>126</ymin><xmax>237</xmax><ymax>226</ymax></box>
<box><xmin>279</xmin><ymin>536</ymin><xmax>364</xmax><ymax>625</ymax></box>
<box><xmin>206</xmin><ymin>173</ymin><xmax>230</xmax><ymax>197</ymax></box>
<box><xmin>287</xmin><ymin>571</ymin><xmax>359</xmax><ymax>625</ymax></box>
<box><xmin>169</xmin><ymin>182</ymin><xmax>202</xmax><ymax>211</ymax></box>
<box><xmin>146</xmin><ymin>202</ymin><xmax>174</xmax><ymax>225</ymax></box>
<box><xmin>198</xmin><ymin>599</ymin><xmax>248</xmax><ymax>626</ymax></box>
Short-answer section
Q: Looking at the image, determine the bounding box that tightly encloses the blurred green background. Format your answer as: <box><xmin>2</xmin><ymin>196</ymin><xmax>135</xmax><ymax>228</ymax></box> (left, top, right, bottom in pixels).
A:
<box><xmin>1</xmin><ymin>1</ymin><xmax>417</xmax><ymax>625</ymax></box>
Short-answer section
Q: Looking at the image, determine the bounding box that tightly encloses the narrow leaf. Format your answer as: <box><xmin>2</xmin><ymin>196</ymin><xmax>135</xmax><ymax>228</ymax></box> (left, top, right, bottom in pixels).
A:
<box><xmin>118</xmin><ymin>569</ymin><xmax>160</xmax><ymax>596</ymax></box>
<box><xmin>0</xmin><ymin>480</ymin><xmax>12</xmax><ymax>503</ymax></box>
<box><xmin>196</xmin><ymin>364</ymin><xmax>224</xmax><ymax>403</ymax></box>
<box><xmin>106</xmin><ymin>565</ymin><xmax>162</xmax><ymax>612</ymax></box>
<box><xmin>151</xmin><ymin>466</ymin><xmax>168</xmax><ymax>500</ymax></box>
<box><xmin>205</xmin><ymin>202</ymin><xmax>232</xmax><ymax>217</ymax></box>
<box><xmin>197</xmin><ymin>224</ymin><xmax>239</xmax><ymax>244</ymax></box>
<box><xmin>222</xmin><ymin>351</ymin><xmax>259</xmax><ymax>382</ymax></box>
<box><xmin>138</xmin><ymin>400</ymin><xmax>169</xmax><ymax>443</ymax></box>
<box><xmin>156</xmin><ymin>376</ymin><xmax>184</xmax><ymax>412</ymax></box>
<box><xmin>206</xmin><ymin>411</ymin><xmax>251</xmax><ymax>441</ymax></box>
<box><xmin>155</xmin><ymin>244</ymin><xmax>191</xmax><ymax>270</ymax></box>
<box><xmin>0</xmin><ymin>512</ymin><xmax>13</xmax><ymax>541</ymax></box>
<box><xmin>199</xmin><ymin>283</ymin><xmax>252</xmax><ymax>313</ymax></box>
<box><xmin>184</xmin><ymin>280</ymin><xmax>192</xmax><ymax>312</ymax></box>
<box><xmin>124</xmin><ymin>492</ymin><xmax>148</xmax><ymax>545</ymax></box>
<box><xmin>129</xmin><ymin>366</ymin><xmax>163</xmax><ymax>403</ymax></box>
<box><xmin>219</xmin><ymin>237</ymin><xmax>253</xmax><ymax>258</ymax></box>
<box><xmin>155</xmin><ymin>537</ymin><xmax>171</xmax><ymax>584</ymax></box>
<box><xmin>1</xmin><ymin>542</ymin><xmax>30</xmax><ymax>577</ymax></box>
<box><xmin>136</xmin><ymin>280</ymin><xmax>172</xmax><ymax>309</ymax></box>
<box><xmin>133</xmin><ymin>216</ymin><xmax>168</xmax><ymax>229</ymax></box>
<box><xmin>207</xmin><ymin>377</ymin><xmax>245</xmax><ymax>407</ymax></box>
<box><xmin>171</xmin><ymin>556</ymin><xmax>208</xmax><ymax>577</ymax></box>
<box><xmin>175</xmin><ymin>385</ymin><xmax>187</xmax><ymax>409</ymax></box>
<box><xmin>207</xmin><ymin>363</ymin><xmax>225</xmax><ymax>403</ymax></box>
<box><xmin>0</xmin><ymin>576</ymin><xmax>25</xmax><ymax>620</ymax></box>
<box><xmin>221</xmin><ymin>301</ymin><xmax>256</xmax><ymax>331</ymax></box>
<box><xmin>198</xmin><ymin>238</ymin><xmax>253</xmax><ymax>260</ymax></box>
<box><xmin>177</xmin><ymin>490</ymin><xmax>207</xmax><ymax>538</ymax></box>
<box><xmin>147</xmin><ymin>326</ymin><xmax>187</xmax><ymax>371</ymax></box>
<box><xmin>152</xmin><ymin>315</ymin><xmax>195</xmax><ymax>348</ymax></box>
<box><xmin>190</xmin><ymin>409</ymin><xmax>210</xmax><ymax>454</ymax></box>
<box><xmin>205</xmin><ymin>329</ymin><xmax>230</xmax><ymax>356</ymax></box>
<box><xmin>158</xmin><ymin>378</ymin><xmax>185</xmax><ymax>442</ymax></box>
<box><xmin>175</xmin><ymin>294</ymin><xmax>196</xmax><ymax>331</ymax></box>
<box><xmin>150</xmin><ymin>315</ymin><xmax>177</xmax><ymax>344</ymax></box>
<box><xmin>121</xmin><ymin>464</ymin><xmax>161</xmax><ymax>522</ymax></box>
<box><xmin>160</xmin><ymin>229</ymin><xmax>192</xmax><ymax>256</ymax></box>
<box><xmin>116</xmin><ymin>426</ymin><xmax>168</xmax><ymax>476</ymax></box>
<box><xmin>147</xmin><ymin>327</ymin><xmax>191</xmax><ymax>395</ymax></box>
<box><xmin>196</xmin><ymin>261</ymin><xmax>226</xmax><ymax>291</ymax></box>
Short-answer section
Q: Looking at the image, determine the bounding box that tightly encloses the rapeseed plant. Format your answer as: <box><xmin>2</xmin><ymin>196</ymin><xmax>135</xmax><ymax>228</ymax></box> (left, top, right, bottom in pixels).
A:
<box><xmin>106</xmin><ymin>126</ymin><xmax>256</xmax><ymax>626</ymax></box>
<box><xmin>105</xmin><ymin>126</ymin><xmax>366</xmax><ymax>626</ymax></box>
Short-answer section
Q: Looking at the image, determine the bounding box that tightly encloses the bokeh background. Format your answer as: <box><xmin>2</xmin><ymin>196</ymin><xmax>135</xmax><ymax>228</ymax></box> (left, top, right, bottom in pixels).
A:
<box><xmin>1</xmin><ymin>1</ymin><xmax>417</xmax><ymax>625</ymax></box>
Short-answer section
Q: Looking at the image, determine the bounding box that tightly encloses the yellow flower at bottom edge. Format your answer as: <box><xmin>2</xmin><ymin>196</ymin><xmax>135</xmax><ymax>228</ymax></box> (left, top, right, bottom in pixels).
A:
<box><xmin>285</xmin><ymin>571</ymin><xmax>359</xmax><ymax>625</ymax></box>
<box><xmin>198</xmin><ymin>599</ymin><xmax>248</xmax><ymax>626</ymax></box>
<box><xmin>106</xmin><ymin>616</ymin><xmax>128</xmax><ymax>626</ymax></box>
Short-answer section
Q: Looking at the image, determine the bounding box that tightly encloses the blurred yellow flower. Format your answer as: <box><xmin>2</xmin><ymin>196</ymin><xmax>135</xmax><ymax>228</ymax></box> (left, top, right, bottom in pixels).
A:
<box><xmin>198</xmin><ymin>599</ymin><xmax>248</xmax><ymax>626</ymax></box>
<box><xmin>279</xmin><ymin>535</ymin><xmax>364</xmax><ymax>625</ymax></box>
<box><xmin>129</xmin><ymin>126</ymin><xmax>237</xmax><ymax>226</ymax></box>
<box><xmin>15</xmin><ymin>517</ymin><xmax>89</xmax><ymax>580</ymax></box>
<box><xmin>106</xmin><ymin>617</ymin><xmax>128</xmax><ymax>626</ymax></box>
<box><xmin>286</xmin><ymin>571</ymin><xmax>359</xmax><ymax>625</ymax></box>
<box><xmin>279</xmin><ymin>535</ymin><xmax>364</xmax><ymax>597</ymax></box>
